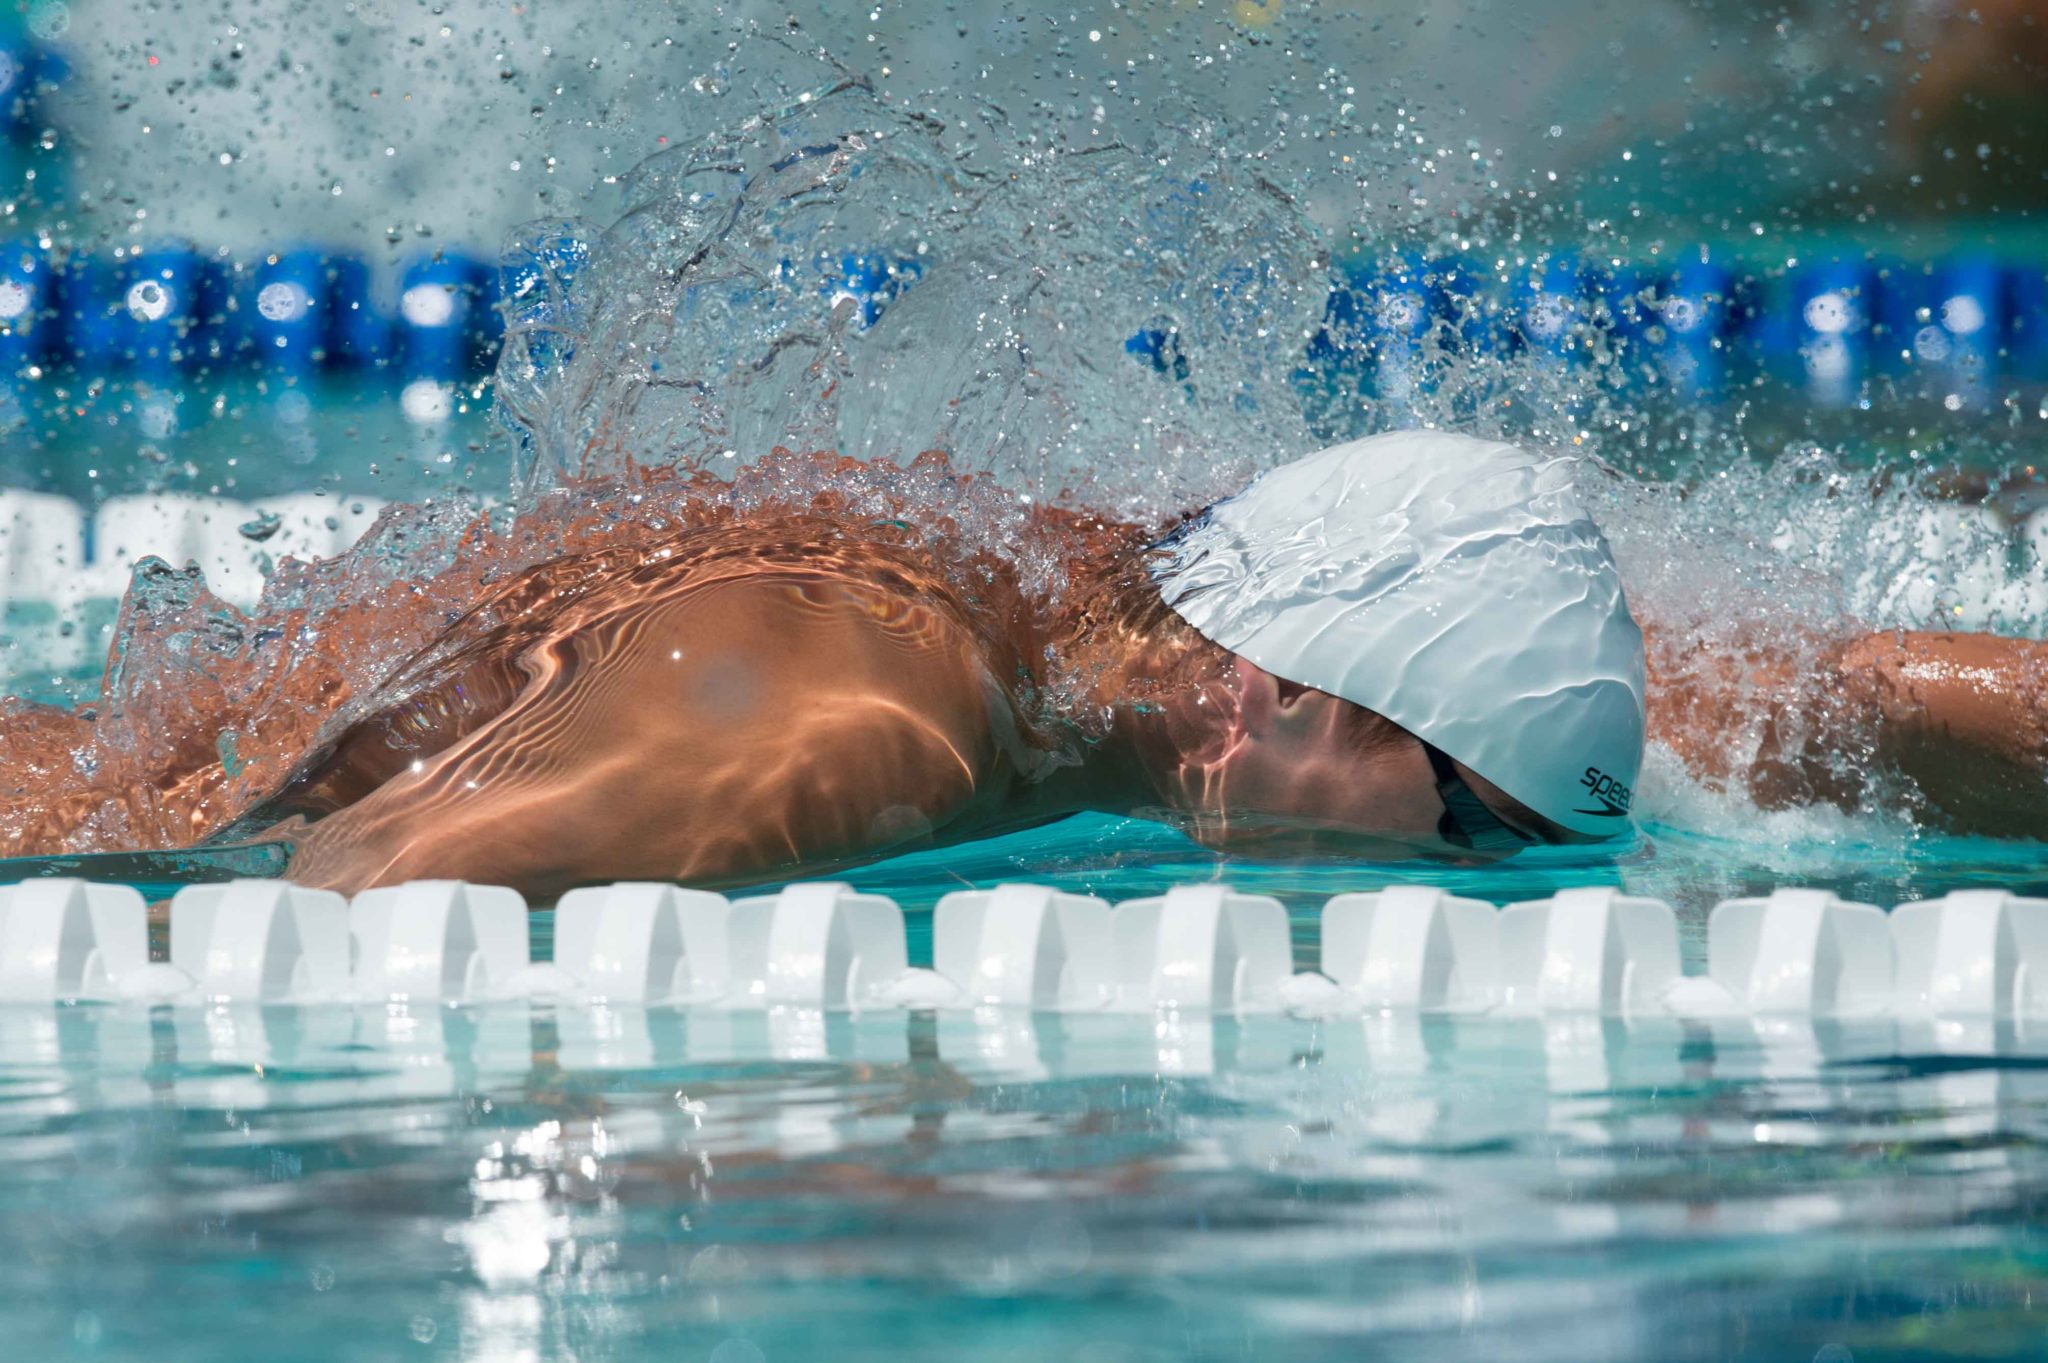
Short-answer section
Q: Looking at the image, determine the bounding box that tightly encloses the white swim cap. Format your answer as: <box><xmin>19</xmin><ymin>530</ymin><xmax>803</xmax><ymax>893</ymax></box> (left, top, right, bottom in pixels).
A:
<box><xmin>1150</xmin><ymin>430</ymin><xmax>1646</xmax><ymax>839</ymax></box>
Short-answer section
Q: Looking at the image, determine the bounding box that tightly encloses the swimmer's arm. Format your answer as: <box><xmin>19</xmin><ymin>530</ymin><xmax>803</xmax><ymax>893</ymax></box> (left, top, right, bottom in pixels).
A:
<box><xmin>1646</xmin><ymin>617</ymin><xmax>2048</xmax><ymax>835</ymax></box>
<box><xmin>1820</xmin><ymin>631</ymin><xmax>2048</xmax><ymax>837</ymax></box>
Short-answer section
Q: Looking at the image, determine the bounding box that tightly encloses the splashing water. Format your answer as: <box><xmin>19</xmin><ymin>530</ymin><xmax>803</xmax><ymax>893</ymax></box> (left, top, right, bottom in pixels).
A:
<box><xmin>495</xmin><ymin>73</ymin><xmax>1328</xmax><ymax>519</ymax></box>
<box><xmin>3</xmin><ymin>49</ymin><xmax>2044</xmax><ymax>872</ymax></box>
<box><xmin>487</xmin><ymin>62</ymin><xmax>2048</xmax><ymax>861</ymax></box>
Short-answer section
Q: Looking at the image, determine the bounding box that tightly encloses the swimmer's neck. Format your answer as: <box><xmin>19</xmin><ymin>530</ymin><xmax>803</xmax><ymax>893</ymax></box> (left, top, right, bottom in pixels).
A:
<box><xmin>960</xmin><ymin>688</ymin><xmax>1213</xmax><ymax>838</ymax></box>
<box><xmin>1023</xmin><ymin>555</ymin><xmax>1451</xmax><ymax>857</ymax></box>
<box><xmin>1018</xmin><ymin>577</ymin><xmax>1252</xmax><ymax>822</ymax></box>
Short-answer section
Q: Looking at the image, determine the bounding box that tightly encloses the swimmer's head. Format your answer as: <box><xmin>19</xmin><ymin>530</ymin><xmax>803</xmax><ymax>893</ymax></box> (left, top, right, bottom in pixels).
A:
<box><xmin>1147</xmin><ymin>431</ymin><xmax>1647</xmax><ymax>848</ymax></box>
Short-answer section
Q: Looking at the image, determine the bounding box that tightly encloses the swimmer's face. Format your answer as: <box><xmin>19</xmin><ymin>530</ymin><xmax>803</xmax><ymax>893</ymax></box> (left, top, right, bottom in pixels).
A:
<box><xmin>1146</xmin><ymin>658</ymin><xmax>1544</xmax><ymax>862</ymax></box>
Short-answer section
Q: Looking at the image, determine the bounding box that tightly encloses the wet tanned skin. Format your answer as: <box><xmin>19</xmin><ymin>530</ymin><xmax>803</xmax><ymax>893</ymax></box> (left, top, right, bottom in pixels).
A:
<box><xmin>1645</xmin><ymin>620</ymin><xmax>2048</xmax><ymax>836</ymax></box>
<box><xmin>1832</xmin><ymin>632</ymin><xmax>2048</xmax><ymax>838</ymax></box>
<box><xmin>8</xmin><ymin>455</ymin><xmax>2048</xmax><ymax>897</ymax></box>
<box><xmin>221</xmin><ymin>501</ymin><xmax>1488</xmax><ymax>894</ymax></box>
<box><xmin>264</xmin><ymin>551</ymin><xmax>1466</xmax><ymax>895</ymax></box>
<box><xmin>284</xmin><ymin>573</ymin><xmax>1011</xmax><ymax>896</ymax></box>
<box><xmin>248</xmin><ymin>532</ymin><xmax>1118</xmax><ymax>898</ymax></box>
<box><xmin>266</xmin><ymin>546</ymin><xmax>2048</xmax><ymax>895</ymax></box>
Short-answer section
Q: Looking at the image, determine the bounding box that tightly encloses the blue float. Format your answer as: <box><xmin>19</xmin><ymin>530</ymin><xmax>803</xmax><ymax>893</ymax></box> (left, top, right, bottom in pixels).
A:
<box><xmin>0</xmin><ymin>241</ymin><xmax>51</xmax><ymax>372</ymax></box>
<box><xmin>1318</xmin><ymin>253</ymin><xmax>1486</xmax><ymax>415</ymax></box>
<box><xmin>320</xmin><ymin>253</ymin><xmax>390</xmax><ymax>369</ymax></box>
<box><xmin>1508</xmin><ymin>254</ymin><xmax>1587</xmax><ymax>365</ymax></box>
<box><xmin>499</xmin><ymin>229</ymin><xmax>590</xmax><ymax>380</ymax></box>
<box><xmin>829</xmin><ymin>250</ymin><xmax>920</xmax><ymax>330</ymax></box>
<box><xmin>1650</xmin><ymin>258</ymin><xmax>1735</xmax><ymax>396</ymax></box>
<box><xmin>1868</xmin><ymin>255</ymin><xmax>2004</xmax><ymax>405</ymax></box>
<box><xmin>399</xmin><ymin>253</ymin><xmax>493</xmax><ymax>380</ymax></box>
<box><xmin>1125</xmin><ymin>321</ymin><xmax>1190</xmax><ymax>382</ymax></box>
<box><xmin>1589</xmin><ymin>260</ymin><xmax>1655</xmax><ymax>352</ymax></box>
<box><xmin>1926</xmin><ymin>257</ymin><xmax>2003</xmax><ymax>406</ymax></box>
<box><xmin>2009</xmin><ymin>263</ymin><xmax>2048</xmax><ymax>381</ymax></box>
<box><xmin>1765</xmin><ymin>257</ymin><xmax>1879</xmax><ymax>408</ymax></box>
<box><xmin>238</xmin><ymin>249</ymin><xmax>332</xmax><ymax>376</ymax></box>
<box><xmin>53</xmin><ymin>252</ymin><xmax>124</xmax><ymax>369</ymax></box>
<box><xmin>5</xmin><ymin>234</ymin><xmax>2038</xmax><ymax>410</ymax></box>
<box><xmin>0</xmin><ymin>37</ymin><xmax>64</xmax><ymax>133</ymax></box>
<box><xmin>1870</xmin><ymin>256</ymin><xmax>1932</xmax><ymax>372</ymax></box>
<box><xmin>119</xmin><ymin>246</ymin><xmax>214</xmax><ymax>376</ymax></box>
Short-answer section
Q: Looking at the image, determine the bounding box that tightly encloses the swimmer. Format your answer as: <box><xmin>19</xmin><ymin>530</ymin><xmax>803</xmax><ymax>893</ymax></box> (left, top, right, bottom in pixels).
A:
<box><xmin>3</xmin><ymin>430</ymin><xmax>2046</xmax><ymax>898</ymax></box>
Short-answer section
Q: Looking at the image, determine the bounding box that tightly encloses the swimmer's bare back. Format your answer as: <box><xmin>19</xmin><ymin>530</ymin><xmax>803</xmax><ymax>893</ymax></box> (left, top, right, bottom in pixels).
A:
<box><xmin>10</xmin><ymin>457</ymin><xmax>2048</xmax><ymax>899</ymax></box>
<box><xmin>246</xmin><ymin>530</ymin><xmax>1060</xmax><ymax>898</ymax></box>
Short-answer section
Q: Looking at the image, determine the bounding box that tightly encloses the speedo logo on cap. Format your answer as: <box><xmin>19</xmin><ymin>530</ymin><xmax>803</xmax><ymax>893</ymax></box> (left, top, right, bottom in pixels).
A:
<box><xmin>1575</xmin><ymin>766</ymin><xmax>1632</xmax><ymax>818</ymax></box>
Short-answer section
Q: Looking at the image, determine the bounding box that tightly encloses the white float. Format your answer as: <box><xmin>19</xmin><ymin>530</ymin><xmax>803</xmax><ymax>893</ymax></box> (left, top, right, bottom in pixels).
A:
<box><xmin>724</xmin><ymin>882</ymin><xmax>908</xmax><ymax>1010</ymax></box>
<box><xmin>1707</xmin><ymin>887</ymin><xmax>1892</xmax><ymax>1016</ymax></box>
<box><xmin>348</xmin><ymin>1003</ymin><xmax>538</xmax><ymax>1101</ymax></box>
<box><xmin>10</xmin><ymin>871</ymin><xmax>2048</xmax><ymax>1033</ymax></box>
<box><xmin>552</xmin><ymin>1003</ymin><xmax>692</xmax><ymax>1071</ymax></box>
<box><xmin>551</xmin><ymin>882</ymin><xmax>732</xmax><ymax>1004</ymax></box>
<box><xmin>0</xmin><ymin>490</ymin><xmax>91</xmax><ymax>678</ymax></box>
<box><xmin>932</xmin><ymin>882</ymin><xmax>1115</xmax><ymax>1009</ymax></box>
<box><xmin>1497</xmin><ymin>886</ymin><xmax>1680</xmax><ymax>1016</ymax></box>
<box><xmin>1320</xmin><ymin>884</ymin><xmax>1501</xmax><ymax>1011</ymax></box>
<box><xmin>349</xmin><ymin>880</ymin><xmax>531</xmax><ymax>1003</ymax></box>
<box><xmin>1890</xmin><ymin>889</ymin><xmax>2048</xmax><ymax>1019</ymax></box>
<box><xmin>1110</xmin><ymin>884</ymin><xmax>1292</xmax><ymax>1013</ymax></box>
<box><xmin>167</xmin><ymin>879</ymin><xmax>352</xmax><ymax>1003</ymax></box>
<box><xmin>0</xmin><ymin>878</ymin><xmax>149</xmax><ymax>1002</ymax></box>
<box><xmin>0</xmin><ymin>490</ymin><xmax>87</xmax><ymax>611</ymax></box>
<box><xmin>171</xmin><ymin>1004</ymin><xmax>360</xmax><ymax>1112</ymax></box>
<box><xmin>88</xmin><ymin>494</ymin><xmax>267</xmax><ymax>606</ymax></box>
<box><xmin>870</xmin><ymin>967</ymin><xmax>962</xmax><ymax>1009</ymax></box>
<box><xmin>1276</xmin><ymin>970</ymin><xmax>1356</xmax><ymax>1018</ymax></box>
<box><xmin>251</xmin><ymin>492</ymin><xmax>387</xmax><ymax>565</ymax></box>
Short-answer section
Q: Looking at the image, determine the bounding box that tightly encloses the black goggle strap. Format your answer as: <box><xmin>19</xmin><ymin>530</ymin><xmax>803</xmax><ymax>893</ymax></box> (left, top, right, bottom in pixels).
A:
<box><xmin>1424</xmin><ymin>743</ymin><xmax>1536</xmax><ymax>854</ymax></box>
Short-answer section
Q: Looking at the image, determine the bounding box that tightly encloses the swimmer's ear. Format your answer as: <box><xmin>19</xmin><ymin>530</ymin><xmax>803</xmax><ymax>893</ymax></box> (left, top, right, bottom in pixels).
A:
<box><xmin>1233</xmin><ymin>660</ymin><xmax>1320</xmax><ymax>734</ymax></box>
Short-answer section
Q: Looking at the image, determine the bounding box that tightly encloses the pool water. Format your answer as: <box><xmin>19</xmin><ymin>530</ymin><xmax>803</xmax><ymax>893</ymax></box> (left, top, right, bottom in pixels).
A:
<box><xmin>7</xmin><ymin>817</ymin><xmax>2048</xmax><ymax>1363</ymax></box>
<box><xmin>7</xmin><ymin>351</ymin><xmax>2048</xmax><ymax>1361</ymax></box>
<box><xmin>6</xmin><ymin>4</ymin><xmax>2048</xmax><ymax>1356</ymax></box>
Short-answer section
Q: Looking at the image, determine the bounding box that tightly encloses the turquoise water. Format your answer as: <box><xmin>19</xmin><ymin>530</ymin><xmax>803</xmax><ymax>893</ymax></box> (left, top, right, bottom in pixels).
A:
<box><xmin>7</xmin><ymin>3</ymin><xmax>2048</xmax><ymax>1354</ymax></box>
<box><xmin>7</xmin><ymin>819</ymin><xmax>2048</xmax><ymax>1362</ymax></box>
<box><xmin>8</xmin><ymin>363</ymin><xmax>2048</xmax><ymax>1357</ymax></box>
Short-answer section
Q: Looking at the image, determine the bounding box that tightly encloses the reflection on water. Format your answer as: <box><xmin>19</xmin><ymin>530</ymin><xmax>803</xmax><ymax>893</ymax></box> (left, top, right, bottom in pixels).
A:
<box><xmin>5</xmin><ymin>990</ymin><xmax>2048</xmax><ymax>1363</ymax></box>
<box><xmin>2</xmin><ymin>815</ymin><xmax>2048</xmax><ymax>1359</ymax></box>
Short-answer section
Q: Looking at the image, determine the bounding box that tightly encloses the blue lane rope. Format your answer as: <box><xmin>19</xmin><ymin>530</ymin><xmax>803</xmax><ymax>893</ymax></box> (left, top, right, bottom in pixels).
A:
<box><xmin>0</xmin><ymin>243</ymin><xmax>2039</xmax><ymax>398</ymax></box>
